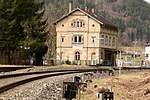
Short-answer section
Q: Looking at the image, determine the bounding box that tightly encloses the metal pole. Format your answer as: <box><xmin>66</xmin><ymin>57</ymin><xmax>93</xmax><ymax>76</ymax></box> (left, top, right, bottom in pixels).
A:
<box><xmin>119</xmin><ymin>51</ymin><xmax>121</xmax><ymax>75</ymax></box>
<box><xmin>60</xmin><ymin>34</ymin><xmax>62</xmax><ymax>65</ymax></box>
<box><xmin>133</xmin><ymin>42</ymin><xmax>135</xmax><ymax>66</ymax></box>
<box><xmin>78</xmin><ymin>86</ymin><xmax>80</xmax><ymax>100</ymax></box>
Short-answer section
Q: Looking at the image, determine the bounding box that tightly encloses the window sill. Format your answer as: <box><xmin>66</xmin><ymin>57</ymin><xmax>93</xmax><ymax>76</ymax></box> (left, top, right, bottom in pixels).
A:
<box><xmin>72</xmin><ymin>42</ymin><xmax>83</xmax><ymax>44</ymax></box>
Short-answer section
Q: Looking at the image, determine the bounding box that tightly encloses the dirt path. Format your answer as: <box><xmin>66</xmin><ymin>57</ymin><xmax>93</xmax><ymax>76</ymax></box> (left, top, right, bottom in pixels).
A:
<box><xmin>80</xmin><ymin>71</ymin><xmax>150</xmax><ymax>100</ymax></box>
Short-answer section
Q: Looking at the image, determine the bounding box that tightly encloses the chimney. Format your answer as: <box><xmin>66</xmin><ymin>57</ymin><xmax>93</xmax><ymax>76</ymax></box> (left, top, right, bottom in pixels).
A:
<box><xmin>92</xmin><ymin>8</ymin><xmax>95</xmax><ymax>14</ymax></box>
<box><xmin>85</xmin><ymin>6</ymin><xmax>88</xmax><ymax>12</ymax></box>
<box><xmin>69</xmin><ymin>0</ymin><xmax>73</xmax><ymax>13</ymax></box>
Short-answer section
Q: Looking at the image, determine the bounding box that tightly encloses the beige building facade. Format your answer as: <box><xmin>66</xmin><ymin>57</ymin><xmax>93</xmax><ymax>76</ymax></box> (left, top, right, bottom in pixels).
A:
<box><xmin>53</xmin><ymin>8</ymin><xmax>118</xmax><ymax>65</ymax></box>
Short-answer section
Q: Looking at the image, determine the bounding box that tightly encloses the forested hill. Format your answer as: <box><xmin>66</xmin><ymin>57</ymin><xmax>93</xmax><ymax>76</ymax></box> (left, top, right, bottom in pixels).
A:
<box><xmin>41</xmin><ymin>0</ymin><xmax>150</xmax><ymax>46</ymax></box>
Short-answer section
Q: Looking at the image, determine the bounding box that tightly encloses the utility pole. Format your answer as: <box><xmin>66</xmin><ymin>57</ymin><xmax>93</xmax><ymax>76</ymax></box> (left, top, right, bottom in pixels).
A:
<box><xmin>133</xmin><ymin>40</ymin><xmax>137</xmax><ymax>66</ymax></box>
<box><xmin>119</xmin><ymin>50</ymin><xmax>122</xmax><ymax>75</ymax></box>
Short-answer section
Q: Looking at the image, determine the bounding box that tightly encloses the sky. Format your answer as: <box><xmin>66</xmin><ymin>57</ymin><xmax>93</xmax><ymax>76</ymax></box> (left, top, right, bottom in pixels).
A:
<box><xmin>144</xmin><ymin>0</ymin><xmax>150</xmax><ymax>3</ymax></box>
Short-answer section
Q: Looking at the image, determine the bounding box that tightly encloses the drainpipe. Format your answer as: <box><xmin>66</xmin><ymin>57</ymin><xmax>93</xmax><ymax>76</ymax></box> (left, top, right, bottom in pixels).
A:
<box><xmin>87</xmin><ymin>16</ymin><xmax>89</xmax><ymax>65</ymax></box>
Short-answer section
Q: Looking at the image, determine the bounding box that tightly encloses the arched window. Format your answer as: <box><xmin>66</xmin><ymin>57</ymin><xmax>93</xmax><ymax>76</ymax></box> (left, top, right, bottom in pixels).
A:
<box><xmin>73</xmin><ymin>21</ymin><xmax>76</xmax><ymax>27</ymax></box>
<box><xmin>75</xmin><ymin>52</ymin><xmax>80</xmax><ymax>60</ymax></box>
<box><xmin>71</xmin><ymin>19</ymin><xmax>85</xmax><ymax>28</ymax></box>
<box><xmin>80</xmin><ymin>21</ymin><xmax>83</xmax><ymax>27</ymax></box>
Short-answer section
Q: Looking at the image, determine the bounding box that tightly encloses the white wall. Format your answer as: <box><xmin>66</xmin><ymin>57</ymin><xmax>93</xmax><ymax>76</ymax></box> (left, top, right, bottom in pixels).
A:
<box><xmin>145</xmin><ymin>46</ymin><xmax>150</xmax><ymax>61</ymax></box>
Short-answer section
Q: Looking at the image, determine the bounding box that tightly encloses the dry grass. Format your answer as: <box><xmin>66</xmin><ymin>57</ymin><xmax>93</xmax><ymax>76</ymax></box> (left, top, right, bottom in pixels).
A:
<box><xmin>80</xmin><ymin>71</ymin><xmax>150</xmax><ymax>100</ymax></box>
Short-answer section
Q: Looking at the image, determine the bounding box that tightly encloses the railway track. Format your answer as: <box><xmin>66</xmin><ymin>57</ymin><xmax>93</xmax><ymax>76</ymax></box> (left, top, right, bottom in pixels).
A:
<box><xmin>0</xmin><ymin>67</ymin><xmax>110</xmax><ymax>94</ymax></box>
<box><xmin>0</xmin><ymin>66</ymin><xmax>32</xmax><ymax>72</ymax></box>
<box><xmin>0</xmin><ymin>67</ymin><xmax>111</xmax><ymax>79</ymax></box>
<box><xmin>0</xmin><ymin>67</ymin><xmax>149</xmax><ymax>94</ymax></box>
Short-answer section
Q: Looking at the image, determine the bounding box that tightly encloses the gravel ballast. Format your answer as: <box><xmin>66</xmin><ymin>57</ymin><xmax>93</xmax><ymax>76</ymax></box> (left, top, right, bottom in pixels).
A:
<box><xmin>0</xmin><ymin>73</ymin><xmax>84</xmax><ymax>100</ymax></box>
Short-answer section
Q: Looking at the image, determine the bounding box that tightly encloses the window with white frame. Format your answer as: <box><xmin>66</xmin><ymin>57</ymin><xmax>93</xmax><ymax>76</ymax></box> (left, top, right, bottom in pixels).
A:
<box><xmin>109</xmin><ymin>36</ymin><xmax>111</xmax><ymax>46</ymax></box>
<box><xmin>77</xmin><ymin>21</ymin><xmax>80</xmax><ymax>27</ymax></box>
<box><xmin>105</xmin><ymin>35</ymin><xmax>108</xmax><ymax>45</ymax></box>
<box><xmin>91</xmin><ymin>36</ymin><xmax>95</xmax><ymax>43</ymax></box>
<box><xmin>80</xmin><ymin>21</ymin><xmax>83</xmax><ymax>27</ymax></box>
<box><xmin>73</xmin><ymin>35</ymin><xmax>83</xmax><ymax>43</ymax></box>
<box><xmin>75</xmin><ymin>51</ymin><xmax>80</xmax><ymax>60</ymax></box>
<box><xmin>61</xmin><ymin>36</ymin><xmax>64</xmax><ymax>42</ymax></box>
<box><xmin>101</xmin><ymin>35</ymin><xmax>104</xmax><ymax>45</ymax></box>
<box><xmin>112</xmin><ymin>37</ymin><xmax>116</xmax><ymax>46</ymax></box>
<box><xmin>73</xmin><ymin>21</ymin><xmax>76</xmax><ymax>27</ymax></box>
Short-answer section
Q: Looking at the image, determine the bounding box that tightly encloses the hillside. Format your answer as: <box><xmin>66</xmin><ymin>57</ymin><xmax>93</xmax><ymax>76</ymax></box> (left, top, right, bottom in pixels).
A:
<box><xmin>41</xmin><ymin>0</ymin><xmax>150</xmax><ymax>46</ymax></box>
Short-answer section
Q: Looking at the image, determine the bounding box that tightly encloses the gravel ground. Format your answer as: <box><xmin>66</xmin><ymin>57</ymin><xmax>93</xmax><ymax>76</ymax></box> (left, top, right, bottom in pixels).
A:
<box><xmin>0</xmin><ymin>65</ymin><xmax>149</xmax><ymax>100</ymax></box>
<box><xmin>0</xmin><ymin>73</ymin><xmax>83</xmax><ymax>100</ymax></box>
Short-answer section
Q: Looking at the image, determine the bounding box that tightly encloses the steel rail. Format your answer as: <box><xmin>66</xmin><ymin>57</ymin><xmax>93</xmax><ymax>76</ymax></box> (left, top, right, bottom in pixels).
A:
<box><xmin>0</xmin><ymin>67</ymin><xmax>32</xmax><ymax>72</ymax></box>
<box><xmin>0</xmin><ymin>67</ymin><xmax>110</xmax><ymax>79</ymax></box>
<box><xmin>0</xmin><ymin>67</ymin><xmax>150</xmax><ymax>79</ymax></box>
<box><xmin>0</xmin><ymin>68</ymin><xmax>112</xmax><ymax>93</ymax></box>
<box><xmin>0</xmin><ymin>71</ymin><xmax>83</xmax><ymax>94</ymax></box>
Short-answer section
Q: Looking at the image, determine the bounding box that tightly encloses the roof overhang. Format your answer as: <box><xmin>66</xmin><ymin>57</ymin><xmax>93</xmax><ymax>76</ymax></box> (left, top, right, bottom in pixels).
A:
<box><xmin>52</xmin><ymin>8</ymin><xmax>104</xmax><ymax>25</ymax></box>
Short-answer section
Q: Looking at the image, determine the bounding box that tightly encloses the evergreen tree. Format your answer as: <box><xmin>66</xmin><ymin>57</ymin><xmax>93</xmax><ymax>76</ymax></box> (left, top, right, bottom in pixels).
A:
<box><xmin>0</xmin><ymin>0</ymin><xmax>48</xmax><ymax>65</ymax></box>
<box><xmin>0</xmin><ymin>0</ymin><xmax>23</xmax><ymax>64</ymax></box>
<box><xmin>19</xmin><ymin>0</ymin><xmax>48</xmax><ymax>65</ymax></box>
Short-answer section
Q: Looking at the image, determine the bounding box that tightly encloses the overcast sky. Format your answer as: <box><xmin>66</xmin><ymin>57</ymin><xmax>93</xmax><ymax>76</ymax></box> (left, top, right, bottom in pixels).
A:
<box><xmin>144</xmin><ymin>0</ymin><xmax>150</xmax><ymax>3</ymax></box>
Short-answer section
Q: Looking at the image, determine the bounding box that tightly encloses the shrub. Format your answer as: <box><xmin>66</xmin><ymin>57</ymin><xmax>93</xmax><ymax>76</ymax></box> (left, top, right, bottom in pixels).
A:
<box><xmin>61</xmin><ymin>60</ymin><xmax>65</xmax><ymax>64</ymax></box>
<box><xmin>65</xmin><ymin>60</ymin><xmax>71</xmax><ymax>65</ymax></box>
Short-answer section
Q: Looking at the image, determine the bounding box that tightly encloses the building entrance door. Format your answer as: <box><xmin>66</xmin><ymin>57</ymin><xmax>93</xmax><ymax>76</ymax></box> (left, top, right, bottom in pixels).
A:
<box><xmin>104</xmin><ymin>50</ymin><xmax>115</xmax><ymax>66</ymax></box>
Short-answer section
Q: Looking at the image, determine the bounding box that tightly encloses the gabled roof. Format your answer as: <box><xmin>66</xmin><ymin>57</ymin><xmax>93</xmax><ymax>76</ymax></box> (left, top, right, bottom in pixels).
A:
<box><xmin>53</xmin><ymin>8</ymin><xmax>118</xmax><ymax>29</ymax></box>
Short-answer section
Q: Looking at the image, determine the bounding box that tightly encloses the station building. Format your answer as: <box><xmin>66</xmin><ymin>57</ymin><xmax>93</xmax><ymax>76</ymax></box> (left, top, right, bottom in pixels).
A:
<box><xmin>53</xmin><ymin>7</ymin><xmax>118</xmax><ymax>65</ymax></box>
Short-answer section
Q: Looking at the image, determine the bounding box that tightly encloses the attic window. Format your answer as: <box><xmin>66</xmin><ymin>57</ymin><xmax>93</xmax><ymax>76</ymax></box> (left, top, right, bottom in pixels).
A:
<box><xmin>80</xmin><ymin>21</ymin><xmax>83</xmax><ymax>27</ymax></box>
<box><xmin>62</xmin><ymin>24</ymin><xmax>64</xmax><ymax>27</ymax></box>
<box><xmin>71</xmin><ymin>19</ymin><xmax>85</xmax><ymax>28</ymax></box>
<box><xmin>83</xmin><ymin>22</ymin><xmax>85</xmax><ymax>27</ymax></box>
<box><xmin>77</xmin><ymin>21</ymin><xmax>80</xmax><ymax>27</ymax></box>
